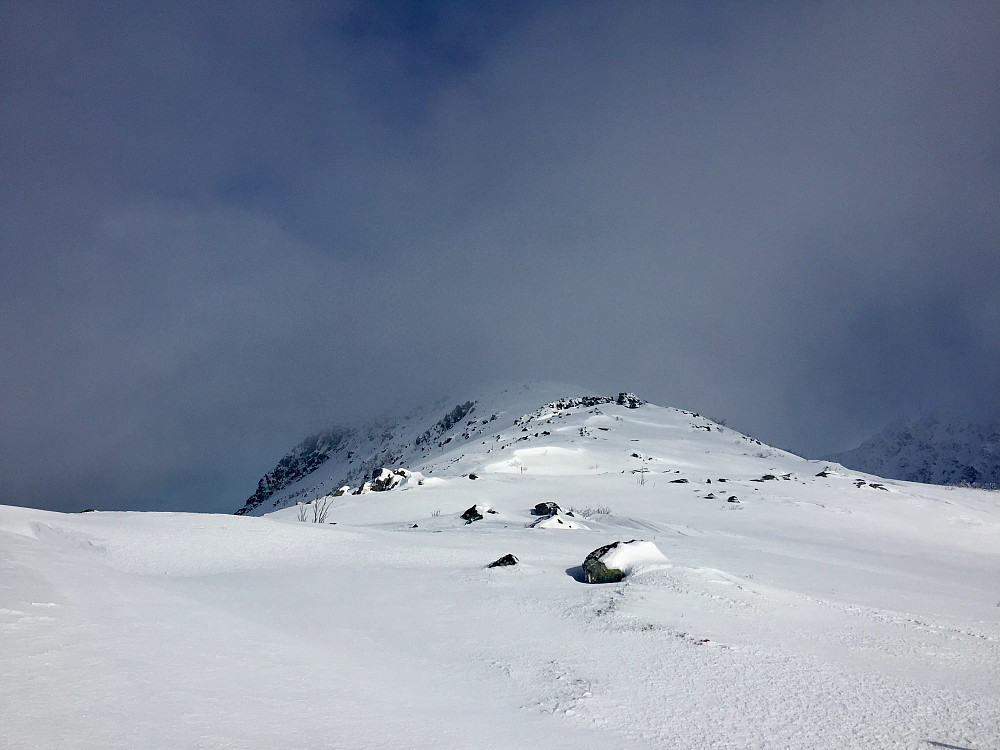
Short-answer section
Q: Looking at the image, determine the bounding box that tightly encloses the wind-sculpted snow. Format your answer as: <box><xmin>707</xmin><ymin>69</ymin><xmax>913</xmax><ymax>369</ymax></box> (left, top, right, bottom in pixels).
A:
<box><xmin>8</xmin><ymin>385</ymin><xmax>997</xmax><ymax>747</ymax></box>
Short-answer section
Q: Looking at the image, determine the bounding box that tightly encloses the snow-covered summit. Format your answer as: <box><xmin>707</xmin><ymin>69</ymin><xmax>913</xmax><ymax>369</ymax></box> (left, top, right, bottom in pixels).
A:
<box><xmin>235</xmin><ymin>383</ymin><xmax>799</xmax><ymax>516</ymax></box>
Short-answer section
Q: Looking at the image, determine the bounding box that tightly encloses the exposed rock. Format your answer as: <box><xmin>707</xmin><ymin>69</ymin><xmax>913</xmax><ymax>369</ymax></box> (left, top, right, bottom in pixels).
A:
<box><xmin>415</xmin><ymin>401</ymin><xmax>477</xmax><ymax>447</ymax></box>
<box><xmin>531</xmin><ymin>501</ymin><xmax>563</xmax><ymax>516</ymax></box>
<box><xmin>461</xmin><ymin>504</ymin><xmax>495</xmax><ymax>524</ymax></box>
<box><xmin>727</xmin><ymin>496</ymin><xmax>740</xmax><ymax>503</ymax></box>
<box><xmin>582</xmin><ymin>539</ymin><xmax>667</xmax><ymax>584</ymax></box>
<box><xmin>617</xmin><ymin>392</ymin><xmax>644</xmax><ymax>409</ymax></box>
<box><xmin>487</xmin><ymin>554</ymin><xmax>518</xmax><ymax>568</ymax></box>
<box><xmin>583</xmin><ymin>542</ymin><xmax>628</xmax><ymax>584</ymax></box>
<box><xmin>236</xmin><ymin>427</ymin><xmax>351</xmax><ymax>515</ymax></box>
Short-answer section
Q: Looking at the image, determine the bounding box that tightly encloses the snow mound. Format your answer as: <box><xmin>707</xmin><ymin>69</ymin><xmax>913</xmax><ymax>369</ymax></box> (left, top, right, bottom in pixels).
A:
<box><xmin>528</xmin><ymin>514</ymin><xmax>589</xmax><ymax>530</ymax></box>
<box><xmin>584</xmin><ymin>540</ymin><xmax>668</xmax><ymax>582</ymax></box>
<box><xmin>599</xmin><ymin>540</ymin><xmax>668</xmax><ymax>573</ymax></box>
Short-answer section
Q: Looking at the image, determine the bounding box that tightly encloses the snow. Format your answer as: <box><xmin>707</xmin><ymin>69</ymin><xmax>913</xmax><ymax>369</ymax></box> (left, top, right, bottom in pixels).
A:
<box><xmin>597</xmin><ymin>539</ymin><xmax>668</xmax><ymax>574</ymax></box>
<box><xmin>3</xmin><ymin>395</ymin><xmax>1000</xmax><ymax>748</ymax></box>
<box><xmin>529</xmin><ymin>513</ymin><xmax>590</xmax><ymax>529</ymax></box>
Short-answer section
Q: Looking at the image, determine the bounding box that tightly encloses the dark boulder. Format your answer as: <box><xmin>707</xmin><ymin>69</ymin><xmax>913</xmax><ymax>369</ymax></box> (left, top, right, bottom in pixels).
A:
<box><xmin>487</xmin><ymin>554</ymin><xmax>518</xmax><ymax>568</ymax></box>
<box><xmin>583</xmin><ymin>541</ymin><xmax>632</xmax><ymax>584</ymax></box>
<box><xmin>531</xmin><ymin>501</ymin><xmax>563</xmax><ymax>516</ymax></box>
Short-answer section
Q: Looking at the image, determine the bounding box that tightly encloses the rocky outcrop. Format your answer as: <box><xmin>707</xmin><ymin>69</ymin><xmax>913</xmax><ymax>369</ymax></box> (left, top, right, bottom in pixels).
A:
<box><xmin>236</xmin><ymin>428</ymin><xmax>351</xmax><ymax>515</ymax></box>
<box><xmin>616</xmin><ymin>392</ymin><xmax>644</xmax><ymax>409</ymax></box>
<box><xmin>415</xmin><ymin>402</ymin><xmax>476</xmax><ymax>447</ymax></box>
<box><xmin>582</xmin><ymin>540</ymin><xmax>668</xmax><ymax>583</ymax></box>
<box><xmin>583</xmin><ymin>542</ymin><xmax>630</xmax><ymax>584</ymax></box>
<box><xmin>487</xmin><ymin>554</ymin><xmax>518</xmax><ymax>568</ymax></box>
<box><xmin>461</xmin><ymin>504</ymin><xmax>496</xmax><ymax>524</ymax></box>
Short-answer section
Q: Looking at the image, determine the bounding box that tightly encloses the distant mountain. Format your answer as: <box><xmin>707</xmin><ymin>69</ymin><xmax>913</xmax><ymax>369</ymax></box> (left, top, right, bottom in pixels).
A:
<box><xmin>826</xmin><ymin>413</ymin><xmax>1000</xmax><ymax>487</ymax></box>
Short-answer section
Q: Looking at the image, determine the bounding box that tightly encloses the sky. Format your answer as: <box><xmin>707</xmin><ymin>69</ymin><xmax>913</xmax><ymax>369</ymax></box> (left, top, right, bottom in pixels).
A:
<box><xmin>2</xmin><ymin>1</ymin><xmax>998</xmax><ymax>513</ymax></box>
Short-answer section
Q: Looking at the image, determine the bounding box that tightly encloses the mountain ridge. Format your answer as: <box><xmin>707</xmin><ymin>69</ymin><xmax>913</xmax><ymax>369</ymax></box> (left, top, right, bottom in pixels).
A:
<box><xmin>826</xmin><ymin>412</ymin><xmax>1000</xmax><ymax>488</ymax></box>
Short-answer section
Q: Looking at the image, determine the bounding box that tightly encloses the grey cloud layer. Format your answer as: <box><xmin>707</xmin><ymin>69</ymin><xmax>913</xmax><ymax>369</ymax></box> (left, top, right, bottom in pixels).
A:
<box><xmin>2</xmin><ymin>2</ymin><xmax>997</xmax><ymax>511</ymax></box>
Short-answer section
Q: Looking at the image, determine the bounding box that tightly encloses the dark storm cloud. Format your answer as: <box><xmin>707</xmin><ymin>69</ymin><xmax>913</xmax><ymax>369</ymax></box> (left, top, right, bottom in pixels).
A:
<box><xmin>2</xmin><ymin>2</ymin><xmax>998</xmax><ymax>511</ymax></box>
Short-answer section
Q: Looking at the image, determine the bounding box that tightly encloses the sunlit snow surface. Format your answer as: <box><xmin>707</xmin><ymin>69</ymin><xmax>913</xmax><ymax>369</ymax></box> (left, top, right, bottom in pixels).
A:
<box><xmin>3</xmin><ymin>399</ymin><xmax>1000</xmax><ymax>749</ymax></box>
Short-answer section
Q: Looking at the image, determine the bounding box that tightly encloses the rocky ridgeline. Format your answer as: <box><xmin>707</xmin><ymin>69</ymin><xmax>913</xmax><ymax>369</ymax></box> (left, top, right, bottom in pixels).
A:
<box><xmin>515</xmin><ymin>392</ymin><xmax>644</xmax><ymax>426</ymax></box>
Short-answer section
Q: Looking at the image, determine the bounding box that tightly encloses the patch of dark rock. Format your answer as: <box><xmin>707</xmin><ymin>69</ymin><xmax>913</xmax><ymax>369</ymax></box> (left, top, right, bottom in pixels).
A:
<box><xmin>532</xmin><ymin>501</ymin><xmax>563</xmax><ymax>516</ymax></box>
<box><xmin>631</xmin><ymin>452</ymin><xmax>642</xmax><ymax>458</ymax></box>
<box><xmin>704</xmin><ymin>493</ymin><xmax>715</xmax><ymax>499</ymax></box>
<box><xmin>583</xmin><ymin>541</ymin><xmax>634</xmax><ymax>584</ymax></box>
<box><xmin>487</xmin><ymin>554</ymin><xmax>518</xmax><ymax>568</ymax></box>
<box><xmin>468</xmin><ymin>473</ymin><xmax>478</xmax><ymax>480</ymax></box>
<box><xmin>461</xmin><ymin>506</ymin><xmax>484</xmax><ymax>523</ymax></box>
<box><xmin>869</xmin><ymin>483</ymin><xmax>887</xmax><ymax>490</ymax></box>
<box><xmin>727</xmin><ymin>496</ymin><xmax>739</xmax><ymax>503</ymax></box>
<box><xmin>816</xmin><ymin>470</ymin><xmax>830</xmax><ymax>477</ymax></box>
<box><xmin>616</xmin><ymin>392</ymin><xmax>644</xmax><ymax>408</ymax></box>
<box><xmin>411</xmin><ymin>524</ymin><xmax>418</xmax><ymax>528</ymax></box>
<box><xmin>670</xmin><ymin>478</ymin><xmax>689</xmax><ymax>484</ymax></box>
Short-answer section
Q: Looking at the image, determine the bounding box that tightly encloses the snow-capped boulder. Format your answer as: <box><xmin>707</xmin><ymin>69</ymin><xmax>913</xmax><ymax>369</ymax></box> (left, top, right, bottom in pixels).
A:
<box><xmin>487</xmin><ymin>554</ymin><xmax>518</xmax><ymax>568</ymax></box>
<box><xmin>582</xmin><ymin>540</ymin><xmax>667</xmax><ymax>583</ymax></box>
<box><xmin>352</xmin><ymin>468</ymin><xmax>410</xmax><ymax>495</ymax></box>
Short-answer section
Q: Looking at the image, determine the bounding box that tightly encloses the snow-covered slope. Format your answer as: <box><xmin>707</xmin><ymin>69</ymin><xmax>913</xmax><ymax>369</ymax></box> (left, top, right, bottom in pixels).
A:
<box><xmin>237</xmin><ymin>382</ymin><xmax>789</xmax><ymax>516</ymax></box>
<box><xmin>828</xmin><ymin>412</ymin><xmax>1000</xmax><ymax>487</ymax></box>
<box><xmin>236</xmin><ymin>381</ymin><xmax>597</xmax><ymax>514</ymax></box>
<box><xmin>4</xmin><ymin>390</ymin><xmax>1000</xmax><ymax>749</ymax></box>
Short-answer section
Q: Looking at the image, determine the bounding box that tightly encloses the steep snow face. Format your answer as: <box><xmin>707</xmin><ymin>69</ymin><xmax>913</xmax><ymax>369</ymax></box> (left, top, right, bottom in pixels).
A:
<box><xmin>828</xmin><ymin>413</ymin><xmax>1000</xmax><ymax>487</ymax></box>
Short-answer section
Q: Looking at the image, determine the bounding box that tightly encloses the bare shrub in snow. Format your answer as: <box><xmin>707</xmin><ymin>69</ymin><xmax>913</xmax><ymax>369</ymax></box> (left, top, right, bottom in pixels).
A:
<box><xmin>569</xmin><ymin>505</ymin><xmax>613</xmax><ymax>518</ymax></box>
<box><xmin>296</xmin><ymin>504</ymin><xmax>308</xmax><ymax>523</ymax></box>
<box><xmin>312</xmin><ymin>496</ymin><xmax>334</xmax><ymax>523</ymax></box>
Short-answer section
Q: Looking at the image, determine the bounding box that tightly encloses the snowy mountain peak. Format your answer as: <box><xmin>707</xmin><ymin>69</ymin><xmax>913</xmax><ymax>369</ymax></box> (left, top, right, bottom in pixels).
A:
<box><xmin>235</xmin><ymin>384</ymin><xmax>803</xmax><ymax>516</ymax></box>
<box><xmin>827</xmin><ymin>412</ymin><xmax>1000</xmax><ymax>487</ymax></box>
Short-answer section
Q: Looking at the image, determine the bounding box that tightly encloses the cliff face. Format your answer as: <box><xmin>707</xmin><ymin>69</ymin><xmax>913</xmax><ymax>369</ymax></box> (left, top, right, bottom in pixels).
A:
<box><xmin>827</xmin><ymin>414</ymin><xmax>1000</xmax><ymax>487</ymax></box>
